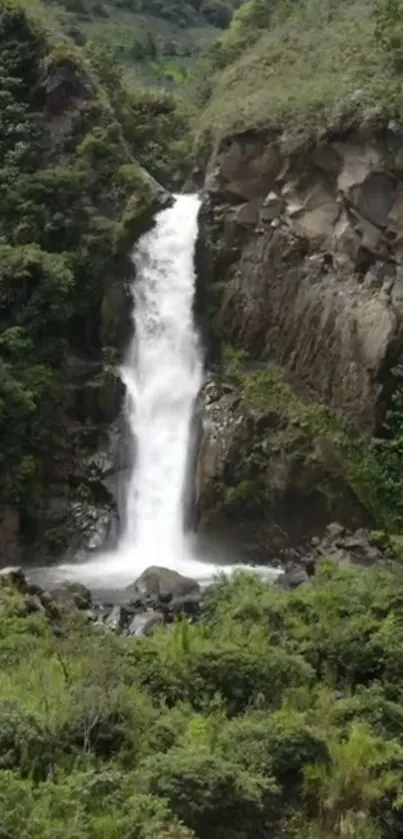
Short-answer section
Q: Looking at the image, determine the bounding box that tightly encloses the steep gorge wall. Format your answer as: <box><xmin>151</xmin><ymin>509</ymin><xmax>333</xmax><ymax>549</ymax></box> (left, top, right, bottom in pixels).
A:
<box><xmin>195</xmin><ymin>126</ymin><xmax>403</xmax><ymax>558</ymax></box>
<box><xmin>199</xmin><ymin>127</ymin><xmax>403</xmax><ymax>430</ymax></box>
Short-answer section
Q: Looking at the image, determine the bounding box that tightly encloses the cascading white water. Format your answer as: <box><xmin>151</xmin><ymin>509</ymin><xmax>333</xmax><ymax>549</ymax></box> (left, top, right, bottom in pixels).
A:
<box><xmin>42</xmin><ymin>193</ymin><xmax>280</xmax><ymax>590</ymax></box>
<box><xmin>118</xmin><ymin>193</ymin><xmax>203</xmax><ymax>567</ymax></box>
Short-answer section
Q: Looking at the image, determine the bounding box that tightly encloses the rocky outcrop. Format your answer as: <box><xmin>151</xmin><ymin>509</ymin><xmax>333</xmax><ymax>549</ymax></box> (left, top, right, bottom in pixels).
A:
<box><xmin>0</xmin><ymin>565</ymin><xmax>203</xmax><ymax>638</ymax></box>
<box><xmin>277</xmin><ymin>522</ymin><xmax>398</xmax><ymax>589</ymax></box>
<box><xmin>195</xmin><ymin>375</ymin><xmax>369</xmax><ymax>562</ymax></box>
<box><xmin>199</xmin><ymin>126</ymin><xmax>403</xmax><ymax>431</ymax></box>
<box><xmin>193</xmin><ymin>126</ymin><xmax>403</xmax><ymax>555</ymax></box>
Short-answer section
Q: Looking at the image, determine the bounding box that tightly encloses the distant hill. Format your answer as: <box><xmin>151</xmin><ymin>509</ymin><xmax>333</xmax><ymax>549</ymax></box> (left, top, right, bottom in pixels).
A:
<box><xmin>40</xmin><ymin>0</ymin><xmax>242</xmax><ymax>86</ymax></box>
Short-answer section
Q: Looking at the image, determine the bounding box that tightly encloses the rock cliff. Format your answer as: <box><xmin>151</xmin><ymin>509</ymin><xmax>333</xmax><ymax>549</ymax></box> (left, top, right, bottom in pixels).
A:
<box><xmin>196</xmin><ymin>126</ymin><xmax>403</xmax><ymax>557</ymax></box>
<box><xmin>200</xmin><ymin>127</ymin><xmax>403</xmax><ymax>429</ymax></box>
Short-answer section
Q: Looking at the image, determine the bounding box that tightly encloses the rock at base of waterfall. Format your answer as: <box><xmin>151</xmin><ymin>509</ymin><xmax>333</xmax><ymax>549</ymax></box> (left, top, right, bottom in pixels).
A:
<box><xmin>104</xmin><ymin>604</ymin><xmax>135</xmax><ymax>631</ymax></box>
<box><xmin>128</xmin><ymin>610</ymin><xmax>164</xmax><ymax>638</ymax></box>
<box><xmin>0</xmin><ymin>566</ymin><xmax>27</xmax><ymax>590</ymax></box>
<box><xmin>171</xmin><ymin>593</ymin><xmax>203</xmax><ymax>618</ymax></box>
<box><xmin>50</xmin><ymin>582</ymin><xmax>92</xmax><ymax>610</ymax></box>
<box><xmin>130</xmin><ymin>566</ymin><xmax>201</xmax><ymax>600</ymax></box>
<box><xmin>277</xmin><ymin>566</ymin><xmax>310</xmax><ymax>590</ymax></box>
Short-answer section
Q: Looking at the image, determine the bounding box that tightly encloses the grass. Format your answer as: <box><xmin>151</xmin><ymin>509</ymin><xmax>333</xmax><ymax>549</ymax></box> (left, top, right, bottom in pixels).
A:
<box><xmin>194</xmin><ymin>0</ymin><xmax>400</xmax><ymax>151</ymax></box>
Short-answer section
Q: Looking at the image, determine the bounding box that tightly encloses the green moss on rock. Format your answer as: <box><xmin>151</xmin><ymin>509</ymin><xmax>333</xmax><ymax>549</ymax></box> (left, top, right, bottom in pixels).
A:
<box><xmin>200</xmin><ymin>351</ymin><xmax>403</xmax><ymax>553</ymax></box>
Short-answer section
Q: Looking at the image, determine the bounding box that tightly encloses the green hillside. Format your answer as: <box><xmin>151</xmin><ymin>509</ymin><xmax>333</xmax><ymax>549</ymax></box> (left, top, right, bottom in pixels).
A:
<box><xmin>193</xmin><ymin>0</ymin><xmax>403</xmax><ymax>151</ymax></box>
<box><xmin>39</xmin><ymin>0</ymin><xmax>242</xmax><ymax>86</ymax></box>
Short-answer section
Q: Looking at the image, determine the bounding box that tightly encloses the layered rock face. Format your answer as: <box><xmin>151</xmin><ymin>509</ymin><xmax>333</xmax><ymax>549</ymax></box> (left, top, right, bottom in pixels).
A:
<box><xmin>196</xmin><ymin>126</ymin><xmax>403</xmax><ymax>558</ymax></box>
<box><xmin>199</xmin><ymin>127</ymin><xmax>403</xmax><ymax>430</ymax></box>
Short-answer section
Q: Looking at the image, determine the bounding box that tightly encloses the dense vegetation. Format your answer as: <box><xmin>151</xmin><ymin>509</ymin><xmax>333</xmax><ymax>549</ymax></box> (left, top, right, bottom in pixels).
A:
<box><xmin>38</xmin><ymin>0</ymin><xmax>241</xmax><ymax>86</ymax></box>
<box><xmin>0</xmin><ymin>0</ymin><xmax>187</xmax><ymax>543</ymax></box>
<box><xmin>3</xmin><ymin>563</ymin><xmax>403</xmax><ymax>837</ymax></box>
<box><xmin>193</xmin><ymin>0</ymin><xmax>403</xmax><ymax>151</ymax></box>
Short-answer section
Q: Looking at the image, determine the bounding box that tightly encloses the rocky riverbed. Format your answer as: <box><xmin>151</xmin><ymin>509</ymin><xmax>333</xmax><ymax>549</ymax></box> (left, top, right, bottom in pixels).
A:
<box><xmin>0</xmin><ymin>564</ymin><xmax>205</xmax><ymax>639</ymax></box>
<box><xmin>3</xmin><ymin>523</ymin><xmax>399</xmax><ymax>640</ymax></box>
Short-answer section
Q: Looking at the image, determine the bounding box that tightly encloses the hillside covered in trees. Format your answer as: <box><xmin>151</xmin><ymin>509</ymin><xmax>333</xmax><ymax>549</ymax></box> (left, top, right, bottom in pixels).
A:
<box><xmin>38</xmin><ymin>0</ymin><xmax>242</xmax><ymax>85</ymax></box>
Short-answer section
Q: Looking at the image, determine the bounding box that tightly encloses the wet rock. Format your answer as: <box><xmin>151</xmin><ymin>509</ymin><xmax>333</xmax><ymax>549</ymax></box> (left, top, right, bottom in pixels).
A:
<box><xmin>277</xmin><ymin>566</ymin><xmax>310</xmax><ymax>590</ymax></box>
<box><xmin>171</xmin><ymin>593</ymin><xmax>203</xmax><ymax>617</ymax></box>
<box><xmin>67</xmin><ymin>503</ymin><xmax>114</xmax><ymax>553</ymax></box>
<box><xmin>105</xmin><ymin>604</ymin><xmax>133</xmax><ymax>631</ymax></box>
<box><xmin>16</xmin><ymin>594</ymin><xmax>46</xmax><ymax>617</ymax></box>
<box><xmin>0</xmin><ymin>566</ymin><xmax>27</xmax><ymax>591</ymax></box>
<box><xmin>125</xmin><ymin>582</ymin><xmax>143</xmax><ymax>605</ymax></box>
<box><xmin>157</xmin><ymin>590</ymin><xmax>173</xmax><ymax>605</ymax></box>
<box><xmin>105</xmin><ymin>606</ymin><xmax>124</xmax><ymax>631</ymax></box>
<box><xmin>133</xmin><ymin>566</ymin><xmax>200</xmax><ymax>600</ymax></box>
<box><xmin>128</xmin><ymin>610</ymin><xmax>164</xmax><ymax>638</ymax></box>
<box><xmin>51</xmin><ymin>582</ymin><xmax>92</xmax><ymax>610</ymax></box>
<box><xmin>94</xmin><ymin>601</ymin><xmax>114</xmax><ymax>622</ymax></box>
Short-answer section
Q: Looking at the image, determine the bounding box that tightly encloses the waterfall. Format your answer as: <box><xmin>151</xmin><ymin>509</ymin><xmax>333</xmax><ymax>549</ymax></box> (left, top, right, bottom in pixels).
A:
<box><xmin>118</xmin><ymin>193</ymin><xmax>204</xmax><ymax>567</ymax></box>
<box><xmin>44</xmin><ymin>193</ymin><xmax>279</xmax><ymax>590</ymax></box>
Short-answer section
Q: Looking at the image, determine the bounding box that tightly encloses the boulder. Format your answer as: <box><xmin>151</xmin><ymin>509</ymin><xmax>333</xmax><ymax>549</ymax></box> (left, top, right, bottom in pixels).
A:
<box><xmin>132</xmin><ymin>566</ymin><xmax>200</xmax><ymax>600</ymax></box>
<box><xmin>51</xmin><ymin>582</ymin><xmax>92</xmax><ymax>610</ymax></box>
<box><xmin>0</xmin><ymin>566</ymin><xmax>27</xmax><ymax>591</ymax></box>
<box><xmin>171</xmin><ymin>593</ymin><xmax>203</xmax><ymax>617</ymax></box>
<box><xmin>277</xmin><ymin>566</ymin><xmax>309</xmax><ymax>590</ymax></box>
<box><xmin>104</xmin><ymin>605</ymin><xmax>133</xmax><ymax>631</ymax></box>
<box><xmin>315</xmin><ymin>525</ymin><xmax>383</xmax><ymax>566</ymax></box>
<box><xmin>16</xmin><ymin>594</ymin><xmax>46</xmax><ymax>617</ymax></box>
<box><xmin>128</xmin><ymin>610</ymin><xmax>164</xmax><ymax>638</ymax></box>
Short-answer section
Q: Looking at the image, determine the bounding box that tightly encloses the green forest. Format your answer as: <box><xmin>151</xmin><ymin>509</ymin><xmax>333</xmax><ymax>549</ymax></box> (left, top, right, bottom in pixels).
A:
<box><xmin>38</xmin><ymin>0</ymin><xmax>242</xmax><ymax>85</ymax></box>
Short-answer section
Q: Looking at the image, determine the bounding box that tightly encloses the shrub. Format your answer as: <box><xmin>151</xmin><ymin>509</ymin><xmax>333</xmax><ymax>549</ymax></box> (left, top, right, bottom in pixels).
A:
<box><xmin>141</xmin><ymin>748</ymin><xmax>276</xmax><ymax>839</ymax></box>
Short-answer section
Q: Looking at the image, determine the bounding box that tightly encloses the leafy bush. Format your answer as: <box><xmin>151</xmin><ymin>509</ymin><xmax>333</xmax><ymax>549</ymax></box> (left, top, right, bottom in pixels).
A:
<box><xmin>128</xmin><ymin>620</ymin><xmax>313</xmax><ymax>713</ymax></box>
<box><xmin>141</xmin><ymin>748</ymin><xmax>276</xmax><ymax>839</ymax></box>
<box><xmin>2</xmin><ymin>567</ymin><xmax>403</xmax><ymax>835</ymax></box>
<box><xmin>218</xmin><ymin>710</ymin><xmax>330</xmax><ymax>793</ymax></box>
